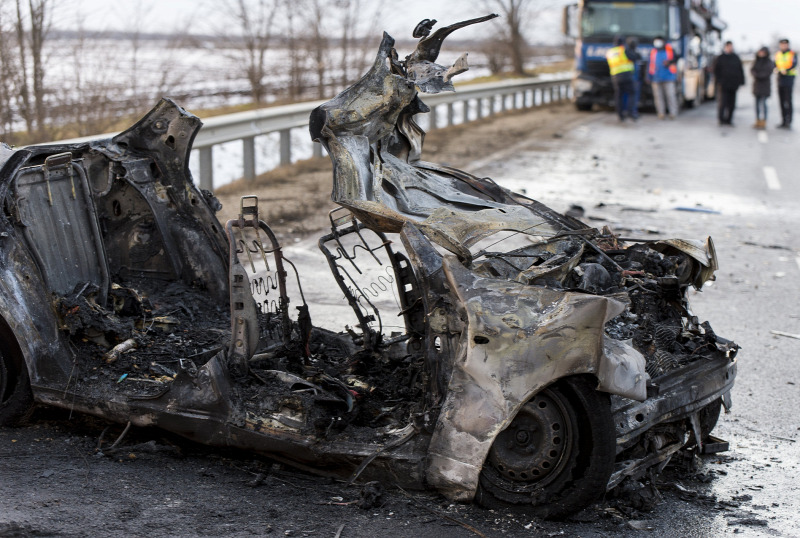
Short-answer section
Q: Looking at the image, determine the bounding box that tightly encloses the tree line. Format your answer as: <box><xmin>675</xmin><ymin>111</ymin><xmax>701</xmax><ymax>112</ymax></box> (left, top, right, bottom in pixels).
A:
<box><xmin>0</xmin><ymin>0</ymin><xmax>554</xmax><ymax>145</ymax></box>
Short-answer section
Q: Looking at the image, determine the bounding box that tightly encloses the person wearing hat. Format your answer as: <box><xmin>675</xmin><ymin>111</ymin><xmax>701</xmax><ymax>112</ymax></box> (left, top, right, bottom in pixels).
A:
<box><xmin>775</xmin><ymin>38</ymin><xmax>797</xmax><ymax>128</ymax></box>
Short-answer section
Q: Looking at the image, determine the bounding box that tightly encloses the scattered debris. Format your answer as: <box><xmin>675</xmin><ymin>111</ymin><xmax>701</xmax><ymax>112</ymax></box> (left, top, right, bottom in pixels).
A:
<box><xmin>674</xmin><ymin>206</ymin><xmax>721</xmax><ymax>214</ymax></box>
<box><xmin>728</xmin><ymin>517</ymin><xmax>769</xmax><ymax>527</ymax></box>
<box><xmin>770</xmin><ymin>330</ymin><xmax>800</xmax><ymax>340</ymax></box>
<box><xmin>565</xmin><ymin>204</ymin><xmax>585</xmax><ymax>218</ymax></box>
<box><xmin>356</xmin><ymin>481</ymin><xmax>385</xmax><ymax>510</ymax></box>
<box><xmin>741</xmin><ymin>241</ymin><xmax>793</xmax><ymax>251</ymax></box>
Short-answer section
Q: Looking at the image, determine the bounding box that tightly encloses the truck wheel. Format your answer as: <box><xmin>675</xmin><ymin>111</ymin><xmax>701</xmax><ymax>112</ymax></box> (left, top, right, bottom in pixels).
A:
<box><xmin>575</xmin><ymin>103</ymin><xmax>593</xmax><ymax>112</ymax></box>
<box><xmin>0</xmin><ymin>348</ymin><xmax>34</xmax><ymax>426</ymax></box>
<box><xmin>475</xmin><ymin>376</ymin><xmax>615</xmax><ymax>520</ymax></box>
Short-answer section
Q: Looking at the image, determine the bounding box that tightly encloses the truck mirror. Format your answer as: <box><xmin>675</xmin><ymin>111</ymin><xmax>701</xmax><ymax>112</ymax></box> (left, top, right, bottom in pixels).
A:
<box><xmin>562</xmin><ymin>4</ymin><xmax>579</xmax><ymax>39</ymax></box>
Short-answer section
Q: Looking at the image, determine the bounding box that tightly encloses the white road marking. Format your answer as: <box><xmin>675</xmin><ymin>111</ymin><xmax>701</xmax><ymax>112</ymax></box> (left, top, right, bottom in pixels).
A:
<box><xmin>763</xmin><ymin>166</ymin><xmax>781</xmax><ymax>190</ymax></box>
<box><xmin>758</xmin><ymin>131</ymin><xmax>769</xmax><ymax>144</ymax></box>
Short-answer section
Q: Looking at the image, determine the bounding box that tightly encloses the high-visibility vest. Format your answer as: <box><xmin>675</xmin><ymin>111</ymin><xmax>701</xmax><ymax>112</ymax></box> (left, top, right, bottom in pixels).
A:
<box><xmin>649</xmin><ymin>44</ymin><xmax>678</xmax><ymax>75</ymax></box>
<box><xmin>775</xmin><ymin>50</ymin><xmax>797</xmax><ymax>76</ymax></box>
<box><xmin>606</xmin><ymin>46</ymin><xmax>634</xmax><ymax>76</ymax></box>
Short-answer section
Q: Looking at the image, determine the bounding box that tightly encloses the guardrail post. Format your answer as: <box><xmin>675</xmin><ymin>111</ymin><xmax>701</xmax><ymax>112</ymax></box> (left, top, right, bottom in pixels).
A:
<box><xmin>447</xmin><ymin>103</ymin><xmax>455</xmax><ymax>126</ymax></box>
<box><xmin>550</xmin><ymin>87</ymin><xmax>556</xmax><ymax>102</ymax></box>
<box><xmin>199</xmin><ymin>146</ymin><xmax>213</xmax><ymax>191</ymax></box>
<box><xmin>279</xmin><ymin>129</ymin><xmax>291</xmax><ymax>166</ymax></box>
<box><xmin>312</xmin><ymin>141</ymin><xmax>323</xmax><ymax>158</ymax></box>
<box><xmin>243</xmin><ymin>136</ymin><xmax>256</xmax><ymax>181</ymax></box>
<box><xmin>429</xmin><ymin>105</ymin><xmax>438</xmax><ymax>130</ymax></box>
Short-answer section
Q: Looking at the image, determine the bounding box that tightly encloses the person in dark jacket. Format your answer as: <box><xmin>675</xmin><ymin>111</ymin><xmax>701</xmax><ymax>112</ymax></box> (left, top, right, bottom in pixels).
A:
<box><xmin>626</xmin><ymin>36</ymin><xmax>642</xmax><ymax>120</ymax></box>
<box><xmin>713</xmin><ymin>41</ymin><xmax>745</xmax><ymax>126</ymax></box>
<box><xmin>751</xmin><ymin>47</ymin><xmax>774</xmax><ymax>129</ymax></box>
<box><xmin>775</xmin><ymin>38</ymin><xmax>797</xmax><ymax>128</ymax></box>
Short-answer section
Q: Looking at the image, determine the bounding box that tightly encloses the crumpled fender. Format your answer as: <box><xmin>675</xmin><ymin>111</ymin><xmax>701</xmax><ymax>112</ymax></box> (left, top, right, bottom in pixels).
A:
<box><xmin>426</xmin><ymin>256</ymin><xmax>647</xmax><ymax>501</ymax></box>
<box><xmin>0</xmin><ymin>231</ymin><xmax>71</xmax><ymax>386</ymax></box>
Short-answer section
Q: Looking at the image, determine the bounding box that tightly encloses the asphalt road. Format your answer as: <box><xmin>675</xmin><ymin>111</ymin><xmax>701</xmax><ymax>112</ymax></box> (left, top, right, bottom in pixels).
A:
<box><xmin>2</xmin><ymin>91</ymin><xmax>799</xmax><ymax>537</ymax></box>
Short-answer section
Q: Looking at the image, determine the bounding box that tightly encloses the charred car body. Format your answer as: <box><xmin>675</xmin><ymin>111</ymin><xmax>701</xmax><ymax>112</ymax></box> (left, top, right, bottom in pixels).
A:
<box><xmin>0</xmin><ymin>15</ymin><xmax>737</xmax><ymax>518</ymax></box>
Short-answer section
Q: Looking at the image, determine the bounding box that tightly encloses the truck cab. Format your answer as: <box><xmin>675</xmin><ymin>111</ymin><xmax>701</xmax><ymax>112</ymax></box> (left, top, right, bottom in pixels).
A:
<box><xmin>564</xmin><ymin>0</ymin><xmax>726</xmax><ymax>111</ymax></box>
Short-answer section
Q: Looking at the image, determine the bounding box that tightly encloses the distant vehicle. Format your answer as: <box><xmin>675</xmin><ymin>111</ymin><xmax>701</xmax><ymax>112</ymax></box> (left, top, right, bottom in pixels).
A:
<box><xmin>1</xmin><ymin>15</ymin><xmax>737</xmax><ymax>519</ymax></box>
<box><xmin>563</xmin><ymin>0</ymin><xmax>727</xmax><ymax>111</ymax></box>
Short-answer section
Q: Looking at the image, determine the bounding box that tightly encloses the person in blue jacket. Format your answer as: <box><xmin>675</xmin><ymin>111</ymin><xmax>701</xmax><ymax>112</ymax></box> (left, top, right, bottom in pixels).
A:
<box><xmin>647</xmin><ymin>36</ymin><xmax>679</xmax><ymax>119</ymax></box>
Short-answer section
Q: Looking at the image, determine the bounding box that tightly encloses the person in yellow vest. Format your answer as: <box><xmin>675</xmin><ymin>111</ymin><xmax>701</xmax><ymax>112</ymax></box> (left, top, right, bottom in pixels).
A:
<box><xmin>775</xmin><ymin>38</ymin><xmax>797</xmax><ymax>128</ymax></box>
<box><xmin>605</xmin><ymin>35</ymin><xmax>636</xmax><ymax>121</ymax></box>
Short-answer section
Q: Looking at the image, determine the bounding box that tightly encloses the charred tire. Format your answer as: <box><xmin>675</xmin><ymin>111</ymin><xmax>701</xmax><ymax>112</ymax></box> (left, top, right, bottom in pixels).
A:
<box><xmin>475</xmin><ymin>376</ymin><xmax>615</xmax><ymax>520</ymax></box>
<box><xmin>0</xmin><ymin>348</ymin><xmax>34</xmax><ymax>427</ymax></box>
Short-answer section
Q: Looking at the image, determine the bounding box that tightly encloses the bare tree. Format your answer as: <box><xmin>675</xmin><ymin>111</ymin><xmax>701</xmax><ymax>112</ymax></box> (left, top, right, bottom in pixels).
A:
<box><xmin>481</xmin><ymin>0</ymin><xmax>555</xmax><ymax>76</ymax></box>
<box><xmin>27</xmin><ymin>0</ymin><xmax>48</xmax><ymax>134</ymax></box>
<box><xmin>52</xmin><ymin>23</ymin><xmax>121</xmax><ymax>138</ymax></box>
<box><xmin>13</xmin><ymin>0</ymin><xmax>50</xmax><ymax>137</ymax></box>
<box><xmin>0</xmin><ymin>1</ymin><xmax>17</xmax><ymax>139</ymax></box>
<box><xmin>333</xmin><ymin>0</ymin><xmax>384</xmax><ymax>89</ymax></box>
<box><xmin>216</xmin><ymin>0</ymin><xmax>280</xmax><ymax>104</ymax></box>
<box><xmin>306</xmin><ymin>0</ymin><xmax>328</xmax><ymax>99</ymax></box>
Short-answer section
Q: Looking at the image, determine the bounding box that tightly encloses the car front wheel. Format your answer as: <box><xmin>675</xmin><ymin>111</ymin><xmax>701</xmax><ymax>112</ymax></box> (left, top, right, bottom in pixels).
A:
<box><xmin>0</xmin><ymin>348</ymin><xmax>33</xmax><ymax>426</ymax></box>
<box><xmin>475</xmin><ymin>376</ymin><xmax>616</xmax><ymax>519</ymax></box>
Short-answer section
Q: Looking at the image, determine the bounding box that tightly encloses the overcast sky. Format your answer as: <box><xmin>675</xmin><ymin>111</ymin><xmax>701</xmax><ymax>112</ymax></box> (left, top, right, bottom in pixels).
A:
<box><xmin>69</xmin><ymin>0</ymin><xmax>792</xmax><ymax>51</ymax></box>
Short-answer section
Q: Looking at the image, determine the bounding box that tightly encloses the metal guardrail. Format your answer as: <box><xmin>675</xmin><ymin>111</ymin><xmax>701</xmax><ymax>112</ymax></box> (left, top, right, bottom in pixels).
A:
<box><xmin>193</xmin><ymin>76</ymin><xmax>572</xmax><ymax>190</ymax></box>
<box><xmin>46</xmin><ymin>76</ymin><xmax>572</xmax><ymax>190</ymax></box>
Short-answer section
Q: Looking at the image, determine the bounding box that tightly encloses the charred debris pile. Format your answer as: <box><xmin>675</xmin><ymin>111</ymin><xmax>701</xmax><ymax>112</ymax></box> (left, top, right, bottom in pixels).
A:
<box><xmin>56</xmin><ymin>278</ymin><xmax>230</xmax><ymax>398</ymax></box>
<box><xmin>53</xmin><ymin>272</ymin><xmax>426</xmax><ymax>435</ymax></box>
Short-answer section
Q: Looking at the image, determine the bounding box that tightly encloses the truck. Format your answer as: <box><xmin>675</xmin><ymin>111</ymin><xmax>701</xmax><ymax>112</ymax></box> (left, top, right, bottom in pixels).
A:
<box><xmin>563</xmin><ymin>0</ymin><xmax>727</xmax><ymax>111</ymax></box>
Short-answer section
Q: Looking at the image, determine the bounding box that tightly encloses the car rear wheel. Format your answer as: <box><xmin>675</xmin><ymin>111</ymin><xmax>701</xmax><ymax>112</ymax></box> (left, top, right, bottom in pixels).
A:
<box><xmin>0</xmin><ymin>348</ymin><xmax>33</xmax><ymax>426</ymax></box>
<box><xmin>475</xmin><ymin>376</ymin><xmax>615</xmax><ymax>519</ymax></box>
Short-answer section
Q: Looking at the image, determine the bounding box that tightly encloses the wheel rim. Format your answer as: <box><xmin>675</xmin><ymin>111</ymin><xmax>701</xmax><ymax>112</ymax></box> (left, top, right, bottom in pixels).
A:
<box><xmin>487</xmin><ymin>387</ymin><xmax>574</xmax><ymax>489</ymax></box>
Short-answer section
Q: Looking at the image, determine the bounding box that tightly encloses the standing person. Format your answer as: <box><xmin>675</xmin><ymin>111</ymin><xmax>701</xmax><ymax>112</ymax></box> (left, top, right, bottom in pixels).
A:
<box><xmin>713</xmin><ymin>41</ymin><xmax>745</xmax><ymax>126</ymax></box>
<box><xmin>627</xmin><ymin>36</ymin><xmax>642</xmax><ymax>120</ymax></box>
<box><xmin>648</xmin><ymin>36</ymin><xmax>679</xmax><ymax>120</ymax></box>
<box><xmin>606</xmin><ymin>35</ymin><xmax>636</xmax><ymax>121</ymax></box>
<box><xmin>775</xmin><ymin>38</ymin><xmax>797</xmax><ymax>128</ymax></box>
<box><xmin>751</xmin><ymin>46</ymin><xmax>774</xmax><ymax>130</ymax></box>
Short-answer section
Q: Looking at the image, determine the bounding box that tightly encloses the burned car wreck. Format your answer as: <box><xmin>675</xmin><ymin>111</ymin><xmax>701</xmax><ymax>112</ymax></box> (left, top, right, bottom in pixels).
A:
<box><xmin>0</xmin><ymin>15</ymin><xmax>737</xmax><ymax>519</ymax></box>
